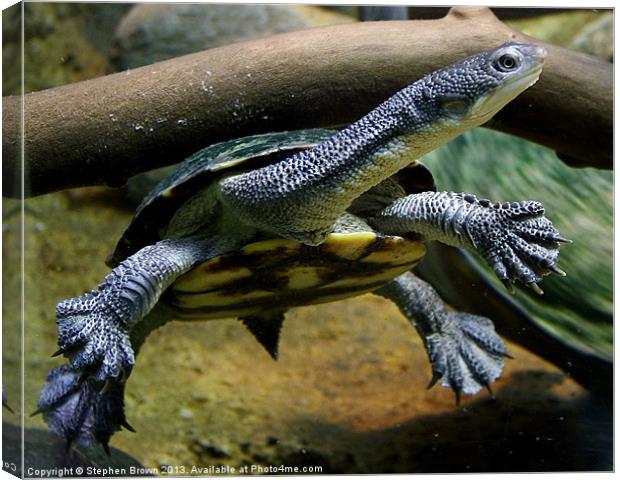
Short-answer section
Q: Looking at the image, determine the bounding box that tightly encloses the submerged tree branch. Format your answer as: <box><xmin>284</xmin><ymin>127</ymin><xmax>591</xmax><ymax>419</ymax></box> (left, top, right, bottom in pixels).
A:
<box><xmin>2</xmin><ymin>7</ymin><xmax>612</xmax><ymax>199</ymax></box>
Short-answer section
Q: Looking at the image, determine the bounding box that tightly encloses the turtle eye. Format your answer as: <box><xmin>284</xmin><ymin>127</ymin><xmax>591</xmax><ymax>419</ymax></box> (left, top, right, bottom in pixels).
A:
<box><xmin>494</xmin><ymin>53</ymin><xmax>521</xmax><ymax>72</ymax></box>
<box><xmin>440</xmin><ymin>95</ymin><xmax>470</xmax><ymax>118</ymax></box>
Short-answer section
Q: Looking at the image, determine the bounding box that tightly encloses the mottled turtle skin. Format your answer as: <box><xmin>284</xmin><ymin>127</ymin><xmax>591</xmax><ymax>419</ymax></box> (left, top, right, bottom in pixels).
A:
<box><xmin>114</xmin><ymin>129</ymin><xmax>435</xmax><ymax>320</ymax></box>
<box><xmin>36</xmin><ymin>43</ymin><xmax>569</xmax><ymax>452</ymax></box>
<box><xmin>107</xmin><ymin>131</ymin><xmax>347</xmax><ymax>267</ymax></box>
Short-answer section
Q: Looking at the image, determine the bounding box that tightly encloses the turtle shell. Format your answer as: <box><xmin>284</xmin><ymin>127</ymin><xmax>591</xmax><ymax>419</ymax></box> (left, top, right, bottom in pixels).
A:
<box><xmin>108</xmin><ymin>129</ymin><xmax>435</xmax><ymax>267</ymax></box>
<box><xmin>170</xmin><ymin>232</ymin><xmax>426</xmax><ymax>320</ymax></box>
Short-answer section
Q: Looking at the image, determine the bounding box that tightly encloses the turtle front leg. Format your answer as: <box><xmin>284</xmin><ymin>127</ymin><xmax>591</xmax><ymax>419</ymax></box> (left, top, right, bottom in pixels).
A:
<box><xmin>375</xmin><ymin>272</ymin><xmax>508</xmax><ymax>402</ymax></box>
<box><xmin>55</xmin><ymin>238</ymin><xmax>230</xmax><ymax>384</ymax></box>
<box><xmin>369</xmin><ymin>191</ymin><xmax>569</xmax><ymax>294</ymax></box>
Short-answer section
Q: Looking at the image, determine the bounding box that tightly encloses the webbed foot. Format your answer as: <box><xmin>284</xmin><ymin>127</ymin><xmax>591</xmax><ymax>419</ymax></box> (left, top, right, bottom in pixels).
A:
<box><xmin>55</xmin><ymin>240</ymin><xmax>215</xmax><ymax>384</ymax></box>
<box><xmin>425</xmin><ymin>311</ymin><xmax>508</xmax><ymax>403</ymax></box>
<box><xmin>35</xmin><ymin>365</ymin><xmax>133</xmax><ymax>453</ymax></box>
<box><xmin>375</xmin><ymin>272</ymin><xmax>508</xmax><ymax>403</ymax></box>
<box><xmin>370</xmin><ymin>192</ymin><xmax>568</xmax><ymax>294</ymax></box>
<box><xmin>56</xmin><ymin>289</ymin><xmax>135</xmax><ymax>383</ymax></box>
<box><xmin>465</xmin><ymin>198</ymin><xmax>569</xmax><ymax>294</ymax></box>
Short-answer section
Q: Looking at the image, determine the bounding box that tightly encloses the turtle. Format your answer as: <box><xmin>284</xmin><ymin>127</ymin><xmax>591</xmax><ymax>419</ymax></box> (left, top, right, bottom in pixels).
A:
<box><xmin>36</xmin><ymin>42</ymin><xmax>569</xmax><ymax>451</ymax></box>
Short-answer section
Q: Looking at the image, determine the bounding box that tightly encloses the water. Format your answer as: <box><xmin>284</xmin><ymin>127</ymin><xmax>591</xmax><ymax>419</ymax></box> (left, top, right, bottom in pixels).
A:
<box><xmin>2</xmin><ymin>3</ymin><xmax>612</xmax><ymax>474</ymax></box>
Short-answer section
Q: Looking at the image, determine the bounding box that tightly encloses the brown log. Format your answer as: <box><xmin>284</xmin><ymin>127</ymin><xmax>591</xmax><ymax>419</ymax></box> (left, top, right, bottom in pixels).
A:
<box><xmin>2</xmin><ymin>7</ymin><xmax>612</xmax><ymax>199</ymax></box>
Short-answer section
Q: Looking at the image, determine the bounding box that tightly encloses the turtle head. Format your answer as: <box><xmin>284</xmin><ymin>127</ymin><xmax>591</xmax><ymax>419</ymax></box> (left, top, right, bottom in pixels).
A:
<box><xmin>418</xmin><ymin>42</ymin><xmax>547</xmax><ymax>131</ymax></box>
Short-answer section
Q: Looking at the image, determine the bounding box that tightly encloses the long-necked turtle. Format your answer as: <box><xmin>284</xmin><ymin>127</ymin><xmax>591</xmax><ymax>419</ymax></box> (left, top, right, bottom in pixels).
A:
<box><xmin>37</xmin><ymin>43</ymin><xmax>568</xmax><ymax>451</ymax></box>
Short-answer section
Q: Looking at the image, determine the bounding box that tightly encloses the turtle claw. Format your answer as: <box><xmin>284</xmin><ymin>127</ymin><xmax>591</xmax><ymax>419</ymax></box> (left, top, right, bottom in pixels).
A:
<box><xmin>99</xmin><ymin>371</ymin><xmax>132</xmax><ymax>395</ymax></box>
<box><xmin>549</xmin><ymin>265</ymin><xmax>567</xmax><ymax>277</ymax></box>
<box><xmin>501</xmin><ymin>279</ymin><xmax>515</xmax><ymax>295</ymax></box>
<box><xmin>102</xmin><ymin>442</ymin><xmax>112</xmax><ymax>457</ymax></box>
<box><xmin>3</xmin><ymin>388</ymin><xmax>14</xmax><ymax>414</ymax></box>
<box><xmin>121</xmin><ymin>419</ymin><xmax>137</xmax><ymax>433</ymax></box>
<box><xmin>527</xmin><ymin>282</ymin><xmax>544</xmax><ymax>295</ymax></box>
<box><xmin>52</xmin><ymin>342</ymin><xmax>85</xmax><ymax>359</ymax></box>
<box><xmin>468</xmin><ymin>199</ymin><xmax>568</xmax><ymax>291</ymax></box>
<box><xmin>485</xmin><ymin>381</ymin><xmax>494</xmax><ymax>397</ymax></box>
<box><xmin>425</xmin><ymin>311</ymin><xmax>507</xmax><ymax>400</ymax></box>
<box><xmin>427</xmin><ymin>372</ymin><xmax>442</xmax><ymax>390</ymax></box>
<box><xmin>37</xmin><ymin>365</ymin><xmax>130</xmax><ymax>450</ymax></box>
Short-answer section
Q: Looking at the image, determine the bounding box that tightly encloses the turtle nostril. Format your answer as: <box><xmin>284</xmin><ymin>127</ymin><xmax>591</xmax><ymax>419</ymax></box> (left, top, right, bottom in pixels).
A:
<box><xmin>535</xmin><ymin>45</ymin><xmax>548</xmax><ymax>61</ymax></box>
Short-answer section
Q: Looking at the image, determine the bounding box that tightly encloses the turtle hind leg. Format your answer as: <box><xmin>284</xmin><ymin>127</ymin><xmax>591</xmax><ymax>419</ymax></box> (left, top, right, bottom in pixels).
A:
<box><xmin>34</xmin><ymin>365</ymin><xmax>132</xmax><ymax>454</ymax></box>
<box><xmin>375</xmin><ymin>272</ymin><xmax>509</xmax><ymax>403</ymax></box>
<box><xmin>38</xmin><ymin>303</ymin><xmax>174</xmax><ymax>451</ymax></box>
<box><xmin>426</xmin><ymin>312</ymin><xmax>507</xmax><ymax>400</ymax></box>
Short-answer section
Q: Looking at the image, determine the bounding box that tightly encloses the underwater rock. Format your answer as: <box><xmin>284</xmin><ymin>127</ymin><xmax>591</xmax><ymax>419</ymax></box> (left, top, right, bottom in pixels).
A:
<box><xmin>507</xmin><ymin>9</ymin><xmax>612</xmax><ymax>61</ymax></box>
<box><xmin>2</xmin><ymin>3</ymin><xmax>130</xmax><ymax>95</ymax></box>
<box><xmin>2</xmin><ymin>423</ymin><xmax>149</xmax><ymax>477</ymax></box>
<box><xmin>569</xmin><ymin>13</ymin><xmax>613</xmax><ymax>61</ymax></box>
<box><xmin>110</xmin><ymin>4</ymin><xmax>353</xmax><ymax>71</ymax></box>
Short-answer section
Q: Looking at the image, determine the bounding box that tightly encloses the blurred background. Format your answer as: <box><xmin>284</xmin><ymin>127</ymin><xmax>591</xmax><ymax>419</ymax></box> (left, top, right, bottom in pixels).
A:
<box><xmin>2</xmin><ymin>4</ymin><xmax>613</xmax><ymax>474</ymax></box>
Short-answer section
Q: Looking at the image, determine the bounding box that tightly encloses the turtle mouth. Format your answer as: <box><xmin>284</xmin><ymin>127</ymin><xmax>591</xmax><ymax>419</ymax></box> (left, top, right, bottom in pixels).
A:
<box><xmin>470</xmin><ymin>64</ymin><xmax>544</xmax><ymax>122</ymax></box>
<box><xmin>501</xmin><ymin>63</ymin><xmax>545</xmax><ymax>96</ymax></box>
